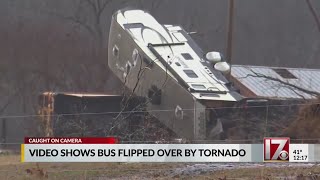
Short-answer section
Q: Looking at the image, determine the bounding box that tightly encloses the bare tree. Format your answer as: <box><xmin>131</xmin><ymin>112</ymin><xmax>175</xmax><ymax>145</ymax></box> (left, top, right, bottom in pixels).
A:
<box><xmin>240</xmin><ymin>70</ymin><xmax>320</xmax><ymax>98</ymax></box>
<box><xmin>43</xmin><ymin>0</ymin><xmax>122</xmax><ymax>92</ymax></box>
<box><xmin>234</xmin><ymin>69</ymin><xmax>320</xmax><ymax>141</ymax></box>
<box><xmin>48</xmin><ymin>0</ymin><xmax>112</xmax><ymax>48</ymax></box>
<box><xmin>305</xmin><ymin>0</ymin><xmax>320</xmax><ymax>32</ymax></box>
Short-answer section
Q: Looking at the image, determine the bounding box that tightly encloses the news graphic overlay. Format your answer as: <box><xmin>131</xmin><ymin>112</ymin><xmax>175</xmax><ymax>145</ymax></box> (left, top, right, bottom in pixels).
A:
<box><xmin>289</xmin><ymin>144</ymin><xmax>310</xmax><ymax>162</ymax></box>
<box><xmin>21</xmin><ymin>137</ymin><xmax>253</xmax><ymax>162</ymax></box>
<box><xmin>264</xmin><ymin>137</ymin><xmax>290</xmax><ymax>161</ymax></box>
<box><xmin>21</xmin><ymin>137</ymin><xmax>118</xmax><ymax>162</ymax></box>
<box><xmin>21</xmin><ymin>137</ymin><xmax>317</xmax><ymax>162</ymax></box>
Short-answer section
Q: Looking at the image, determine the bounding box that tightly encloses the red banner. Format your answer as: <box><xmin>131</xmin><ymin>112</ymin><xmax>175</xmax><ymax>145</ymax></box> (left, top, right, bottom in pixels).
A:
<box><xmin>24</xmin><ymin>137</ymin><xmax>118</xmax><ymax>144</ymax></box>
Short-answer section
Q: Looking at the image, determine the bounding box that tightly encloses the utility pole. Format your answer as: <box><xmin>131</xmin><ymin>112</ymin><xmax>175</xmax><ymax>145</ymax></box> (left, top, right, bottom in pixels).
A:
<box><xmin>226</xmin><ymin>0</ymin><xmax>235</xmax><ymax>65</ymax></box>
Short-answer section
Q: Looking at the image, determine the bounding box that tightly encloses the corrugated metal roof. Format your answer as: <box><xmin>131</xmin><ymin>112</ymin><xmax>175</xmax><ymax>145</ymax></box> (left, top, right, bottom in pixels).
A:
<box><xmin>231</xmin><ymin>65</ymin><xmax>320</xmax><ymax>99</ymax></box>
<box><xmin>63</xmin><ymin>93</ymin><xmax>121</xmax><ymax>97</ymax></box>
<box><xmin>42</xmin><ymin>92</ymin><xmax>121</xmax><ymax>97</ymax></box>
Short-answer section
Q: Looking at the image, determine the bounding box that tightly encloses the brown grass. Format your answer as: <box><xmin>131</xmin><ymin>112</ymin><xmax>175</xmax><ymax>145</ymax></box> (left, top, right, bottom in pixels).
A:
<box><xmin>0</xmin><ymin>155</ymin><xmax>319</xmax><ymax>179</ymax></box>
<box><xmin>0</xmin><ymin>155</ymin><xmax>183</xmax><ymax>179</ymax></box>
<box><xmin>284</xmin><ymin>97</ymin><xmax>320</xmax><ymax>142</ymax></box>
<box><xmin>192</xmin><ymin>166</ymin><xmax>320</xmax><ymax>180</ymax></box>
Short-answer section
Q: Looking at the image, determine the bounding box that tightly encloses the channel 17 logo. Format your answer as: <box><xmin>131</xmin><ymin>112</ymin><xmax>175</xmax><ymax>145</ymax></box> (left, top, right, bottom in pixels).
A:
<box><xmin>264</xmin><ymin>137</ymin><xmax>290</xmax><ymax>161</ymax></box>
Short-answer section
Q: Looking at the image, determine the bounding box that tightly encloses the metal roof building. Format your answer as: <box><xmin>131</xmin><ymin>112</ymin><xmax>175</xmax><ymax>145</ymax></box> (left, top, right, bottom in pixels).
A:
<box><xmin>230</xmin><ymin>65</ymin><xmax>320</xmax><ymax>99</ymax></box>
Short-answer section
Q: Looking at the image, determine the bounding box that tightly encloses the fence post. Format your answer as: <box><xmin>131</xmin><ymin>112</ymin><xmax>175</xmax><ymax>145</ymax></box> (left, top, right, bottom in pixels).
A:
<box><xmin>1</xmin><ymin>118</ymin><xmax>6</xmax><ymax>148</ymax></box>
<box><xmin>264</xmin><ymin>105</ymin><xmax>269</xmax><ymax>137</ymax></box>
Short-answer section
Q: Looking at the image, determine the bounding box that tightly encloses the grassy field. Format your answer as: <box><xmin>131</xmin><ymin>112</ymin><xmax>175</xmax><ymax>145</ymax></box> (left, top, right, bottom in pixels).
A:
<box><xmin>0</xmin><ymin>154</ymin><xmax>319</xmax><ymax>179</ymax></box>
<box><xmin>192</xmin><ymin>166</ymin><xmax>320</xmax><ymax>180</ymax></box>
